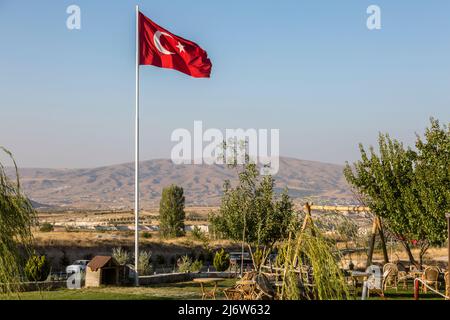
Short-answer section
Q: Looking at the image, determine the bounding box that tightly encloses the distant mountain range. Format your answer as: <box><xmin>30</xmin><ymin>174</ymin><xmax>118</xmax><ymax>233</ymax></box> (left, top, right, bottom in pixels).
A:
<box><xmin>8</xmin><ymin>157</ymin><xmax>355</xmax><ymax>210</ymax></box>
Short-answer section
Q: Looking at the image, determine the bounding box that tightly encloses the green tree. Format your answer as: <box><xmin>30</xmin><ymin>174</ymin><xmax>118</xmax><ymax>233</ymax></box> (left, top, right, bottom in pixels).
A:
<box><xmin>159</xmin><ymin>185</ymin><xmax>186</xmax><ymax>238</ymax></box>
<box><xmin>0</xmin><ymin>147</ymin><xmax>35</xmax><ymax>293</ymax></box>
<box><xmin>403</xmin><ymin>119</ymin><xmax>450</xmax><ymax>264</ymax></box>
<box><xmin>344</xmin><ymin>133</ymin><xmax>418</xmax><ymax>264</ymax></box>
<box><xmin>209</xmin><ymin>162</ymin><xmax>296</xmax><ymax>268</ymax></box>
<box><xmin>344</xmin><ymin>119</ymin><xmax>450</xmax><ymax>265</ymax></box>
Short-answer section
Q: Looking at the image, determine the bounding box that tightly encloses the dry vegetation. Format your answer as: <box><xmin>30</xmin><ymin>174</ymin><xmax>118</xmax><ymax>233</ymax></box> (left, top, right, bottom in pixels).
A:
<box><xmin>33</xmin><ymin>208</ymin><xmax>448</xmax><ymax>272</ymax></box>
<box><xmin>32</xmin><ymin>207</ymin><xmax>241</xmax><ymax>269</ymax></box>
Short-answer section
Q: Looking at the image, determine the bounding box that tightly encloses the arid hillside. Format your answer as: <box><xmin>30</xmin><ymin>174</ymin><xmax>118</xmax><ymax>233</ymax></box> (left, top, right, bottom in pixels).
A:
<box><xmin>8</xmin><ymin>157</ymin><xmax>354</xmax><ymax>210</ymax></box>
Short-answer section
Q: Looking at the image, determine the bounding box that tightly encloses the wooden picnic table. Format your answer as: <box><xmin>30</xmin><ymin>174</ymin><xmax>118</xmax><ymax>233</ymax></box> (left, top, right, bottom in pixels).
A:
<box><xmin>193</xmin><ymin>278</ymin><xmax>225</xmax><ymax>300</ymax></box>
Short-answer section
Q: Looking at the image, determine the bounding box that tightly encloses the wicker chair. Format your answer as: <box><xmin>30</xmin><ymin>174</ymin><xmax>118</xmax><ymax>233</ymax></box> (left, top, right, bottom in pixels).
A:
<box><xmin>396</xmin><ymin>262</ymin><xmax>409</xmax><ymax>289</ymax></box>
<box><xmin>444</xmin><ymin>271</ymin><xmax>449</xmax><ymax>298</ymax></box>
<box><xmin>224</xmin><ymin>272</ymin><xmax>274</xmax><ymax>300</ymax></box>
<box><xmin>223</xmin><ymin>287</ymin><xmax>243</xmax><ymax>300</ymax></box>
<box><xmin>345</xmin><ymin>273</ymin><xmax>357</xmax><ymax>298</ymax></box>
<box><xmin>382</xmin><ymin>263</ymin><xmax>398</xmax><ymax>291</ymax></box>
<box><xmin>421</xmin><ymin>266</ymin><xmax>440</xmax><ymax>293</ymax></box>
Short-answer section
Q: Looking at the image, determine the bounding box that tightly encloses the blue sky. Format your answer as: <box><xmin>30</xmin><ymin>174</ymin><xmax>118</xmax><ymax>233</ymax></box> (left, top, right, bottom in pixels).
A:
<box><xmin>0</xmin><ymin>0</ymin><xmax>449</xmax><ymax>168</ymax></box>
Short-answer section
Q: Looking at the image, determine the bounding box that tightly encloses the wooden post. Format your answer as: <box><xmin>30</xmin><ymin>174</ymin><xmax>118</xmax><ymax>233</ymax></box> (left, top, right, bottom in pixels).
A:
<box><xmin>366</xmin><ymin>218</ymin><xmax>378</xmax><ymax>267</ymax></box>
<box><xmin>414</xmin><ymin>278</ymin><xmax>420</xmax><ymax>300</ymax></box>
<box><xmin>303</xmin><ymin>202</ymin><xmax>315</xmax><ymax>236</ymax></box>
<box><xmin>376</xmin><ymin>217</ymin><xmax>389</xmax><ymax>264</ymax></box>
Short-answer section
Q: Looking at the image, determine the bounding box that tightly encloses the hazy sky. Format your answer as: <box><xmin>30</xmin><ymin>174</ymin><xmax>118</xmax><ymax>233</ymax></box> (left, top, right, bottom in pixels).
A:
<box><xmin>0</xmin><ymin>0</ymin><xmax>449</xmax><ymax>168</ymax></box>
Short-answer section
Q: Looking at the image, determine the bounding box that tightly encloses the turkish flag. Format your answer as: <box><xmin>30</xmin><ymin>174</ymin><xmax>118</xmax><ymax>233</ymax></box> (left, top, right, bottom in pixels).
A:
<box><xmin>139</xmin><ymin>12</ymin><xmax>212</xmax><ymax>78</ymax></box>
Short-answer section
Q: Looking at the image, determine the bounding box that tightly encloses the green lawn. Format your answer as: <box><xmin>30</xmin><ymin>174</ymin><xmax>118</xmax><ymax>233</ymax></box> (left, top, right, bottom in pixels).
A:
<box><xmin>1</xmin><ymin>279</ymin><xmax>446</xmax><ymax>300</ymax></box>
<box><xmin>1</xmin><ymin>279</ymin><xmax>236</xmax><ymax>300</ymax></box>
<box><xmin>371</xmin><ymin>288</ymin><xmax>445</xmax><ymax>300</ymax></box>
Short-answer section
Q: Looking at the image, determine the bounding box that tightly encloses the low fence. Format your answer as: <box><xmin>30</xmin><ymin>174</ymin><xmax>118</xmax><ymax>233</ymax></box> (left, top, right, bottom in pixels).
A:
<box><xmin>139</xmin><ymin>271</ymin><xmax>235</xmax><ymax>285</ymax></box>
<box><xmin>1</xmin><ymin>272</ymin><xmax>236</xmax><ymax>292</ymax></box>
<box><xmin>413</xmin><ymin>278</ymin><xmax>449</xmax><ymax>300</ymax></box>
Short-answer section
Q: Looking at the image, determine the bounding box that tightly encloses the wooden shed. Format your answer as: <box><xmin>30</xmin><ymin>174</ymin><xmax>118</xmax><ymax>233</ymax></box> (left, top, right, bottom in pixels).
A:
<box><xmin>85</xmin><ymin>256</ymin><xmax>120</xmax><ymax>288</ymax></box>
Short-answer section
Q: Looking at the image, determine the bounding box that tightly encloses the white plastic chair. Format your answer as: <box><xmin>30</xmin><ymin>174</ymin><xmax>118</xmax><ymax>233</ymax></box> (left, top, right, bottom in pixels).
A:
<box><xmin>362</xmin><ymin>265</ymin><xmax>384</xmax><ymax>298</ymax></box>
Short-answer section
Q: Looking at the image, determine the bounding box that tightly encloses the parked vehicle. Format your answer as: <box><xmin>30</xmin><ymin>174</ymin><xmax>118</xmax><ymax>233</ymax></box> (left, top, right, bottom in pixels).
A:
<box><xmin>66</xmin><ymin>260</ymin><xmax>90</xmax><ymax>274</ymax></box>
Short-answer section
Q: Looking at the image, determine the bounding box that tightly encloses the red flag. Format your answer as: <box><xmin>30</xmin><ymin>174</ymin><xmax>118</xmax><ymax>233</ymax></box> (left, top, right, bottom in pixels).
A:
<box><xmin>139</xmin><ymin>12</ymin><xmax>212</xmax><ymax>78</ymax></box>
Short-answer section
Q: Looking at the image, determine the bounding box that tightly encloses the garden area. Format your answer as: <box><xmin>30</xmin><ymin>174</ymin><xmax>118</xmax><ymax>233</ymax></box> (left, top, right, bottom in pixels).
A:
<box><xmin>0</xmin><ymin>119</ymin><xmax>449</xmax><ymax>301</ymax></box>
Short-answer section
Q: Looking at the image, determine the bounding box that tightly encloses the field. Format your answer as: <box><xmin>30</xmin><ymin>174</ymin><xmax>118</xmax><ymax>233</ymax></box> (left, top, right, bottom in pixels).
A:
<box><xmin>33</xmin><ymin>208</ymin><xmax>242</xmax><ymax>270</ymax></box>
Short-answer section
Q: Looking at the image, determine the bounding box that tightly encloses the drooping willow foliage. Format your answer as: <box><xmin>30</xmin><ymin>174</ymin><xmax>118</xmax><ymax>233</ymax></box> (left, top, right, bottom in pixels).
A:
<box><xmin>275</xmin><ymin>226</ymin><xmax>350</xmax><ymax>300</ymax></box>
<box><xmin>0</xmin><ymin>147</ymin><xmax>35</xmax><ymax>294</ymax></box>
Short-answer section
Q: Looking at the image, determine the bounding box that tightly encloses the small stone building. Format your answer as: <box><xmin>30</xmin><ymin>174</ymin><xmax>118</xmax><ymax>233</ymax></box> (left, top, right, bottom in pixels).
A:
<box><xmin>85</xmin><ymin>256</ymin><xmax>120</xmax><ymax>288</ymax></box>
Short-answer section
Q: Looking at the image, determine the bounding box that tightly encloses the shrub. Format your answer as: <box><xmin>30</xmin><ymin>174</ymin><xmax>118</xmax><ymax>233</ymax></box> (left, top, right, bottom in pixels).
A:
<box><xmin>191</xmin><ymin>259</ymin><xmax>203</xmax><ymax>272</ymax></box>
<box><xmin>112</xmin><ymin>247</ymin><xmax>130</xmax><ymax>265</ymax></box>
<box><xmin>142</xmin><ymin>232</ymin><xmax>152</xmax><ymax>239</ymax></box>
<box><xmin>177</xmin><ymin>255</ymin><xmax>203</xmax><ymax>273</ymax></box>
<box><xmin>213</xmin><ymin>249</ymin><xmax>230</xmax><ymax>272</ymax></box>
<box><xmin>39</xmin><ymin>223</ymin><xmax>54</xmax><ymax>232</ymax></box>
<box><xmin>177</xmin><ymin>255</ymin><xmax>192</xmax><ymax>273</ymax></box>
<box><xmin>252</xmin><ymin>248</ymin><xmax>264</xmax><ymax>269</ymax></box>
<box><xmin>25</xmin><ymin>255</ymin><xmax>51</xmax><ymax>282</ymax></box>
<box><xmin>137</xmin><ymin>250</ymin><xmax>152</xmax><ymax>276</ymax></box>
<box><xmin>191</xmin><ymin>226</ymin><xmax>207</xmax><ymax>241</ymax></box>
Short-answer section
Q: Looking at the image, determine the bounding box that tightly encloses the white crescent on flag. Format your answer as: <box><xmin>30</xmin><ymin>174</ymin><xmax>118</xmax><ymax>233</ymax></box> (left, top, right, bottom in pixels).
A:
<box><xmin>153</xmin><ymin>31</ymin><xmax>175</xmax><ymax>55</ymax></box>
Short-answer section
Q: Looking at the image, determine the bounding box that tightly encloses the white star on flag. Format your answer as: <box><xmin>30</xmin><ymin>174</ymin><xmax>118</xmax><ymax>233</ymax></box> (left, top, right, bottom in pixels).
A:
<box><xmin>176</xmin><ymin>42</ymin><xmax>185</xmax><ymax>53</ymax></box>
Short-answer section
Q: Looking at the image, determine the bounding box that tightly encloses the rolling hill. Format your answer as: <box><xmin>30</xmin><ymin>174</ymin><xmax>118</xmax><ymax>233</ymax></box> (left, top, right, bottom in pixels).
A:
<box><xmin>8</xmin><ymin>157</ymin><xmax>354</xmax><ymax>210</ymax></box>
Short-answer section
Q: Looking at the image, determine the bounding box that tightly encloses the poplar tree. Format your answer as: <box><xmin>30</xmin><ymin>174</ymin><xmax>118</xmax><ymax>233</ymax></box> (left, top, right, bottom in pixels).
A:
<box><xmin>159</xmin><ymin>184</ymin><xmax>186</xmax><ymax>238</ymax></box>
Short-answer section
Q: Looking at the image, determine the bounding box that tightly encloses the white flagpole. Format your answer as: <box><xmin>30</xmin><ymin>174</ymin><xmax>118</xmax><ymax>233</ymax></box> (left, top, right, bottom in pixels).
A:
<box><xmin>134</xmin><ymin>4</ymin><xmax>140</xmax><ymax>287</ymax></box>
